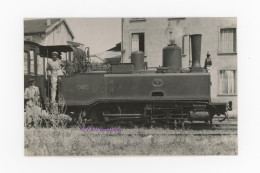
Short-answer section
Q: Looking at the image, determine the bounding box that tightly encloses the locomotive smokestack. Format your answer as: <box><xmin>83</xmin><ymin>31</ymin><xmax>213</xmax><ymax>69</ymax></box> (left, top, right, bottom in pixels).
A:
<box><xmin>190</xmin><ymin>34</ymin><xmax>204</xmax><ymax>72</ymax></box>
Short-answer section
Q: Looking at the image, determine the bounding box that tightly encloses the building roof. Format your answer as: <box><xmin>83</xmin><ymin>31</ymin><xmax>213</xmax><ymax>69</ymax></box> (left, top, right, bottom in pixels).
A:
<box><xmin>94</xmin><ymin>51</ymin><xmax>121</xmax><ymax>60</ymax></box>
<box><xmin>107</xmin><ymin>42</ymin><xmax>121</xmax><ymax>51</ymax></box>
<box><xmin>24</xmin><ymin>18</ymin><xmax>74</xmax><ymax>39</ymax></box>
<box><xmin>90</xmin><ymin>43</ymin><xmax>121</xmax><ymax>63</ymax></box>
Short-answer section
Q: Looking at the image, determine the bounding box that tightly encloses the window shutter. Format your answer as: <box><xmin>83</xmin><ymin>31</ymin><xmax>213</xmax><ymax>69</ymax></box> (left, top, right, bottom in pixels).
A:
<box><xmin>218</xmin><ymin>70</ymin><xmax>236</xmax><ymax>95</ymax></box>
<box><xmin>227</xmin><ymin>70</ymin><xmax>235</xmax><ymax>94</ymax></box>
<box><xmin>132</xmin><ymin>34</ymin><xmax>139</xmax><ymax>52</ymax></box>
<box><xmin>220</xmin><ymin>28</ymin><xmax>236</xmax><ymax>53</ymax></box>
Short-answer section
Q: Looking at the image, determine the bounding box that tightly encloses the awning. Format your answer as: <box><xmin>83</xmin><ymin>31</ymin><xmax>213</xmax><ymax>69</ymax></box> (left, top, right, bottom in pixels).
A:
<box><xmin>39</xmin><ymin>45</ymin><xmax>86</xmax><ymax>58</ymax></box>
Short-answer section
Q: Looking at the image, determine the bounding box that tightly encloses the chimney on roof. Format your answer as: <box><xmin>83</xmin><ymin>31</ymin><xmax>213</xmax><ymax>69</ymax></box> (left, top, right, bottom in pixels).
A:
<box><xmin>47</xmin><ymin>19</ymin><xmax>51</xmax><ymax>26</ymax></box>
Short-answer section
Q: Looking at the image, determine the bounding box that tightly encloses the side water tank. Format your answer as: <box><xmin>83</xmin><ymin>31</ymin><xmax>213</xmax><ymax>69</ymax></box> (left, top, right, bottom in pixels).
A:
<box><xmin>162</xmin><ymin>41</ymin><xmax>182</xmax><ymax>72</ymax></box>
<box><xmin>131</xmin><ymin>51</ymin><xmax>145</xmax><ymax>71</ymax></box>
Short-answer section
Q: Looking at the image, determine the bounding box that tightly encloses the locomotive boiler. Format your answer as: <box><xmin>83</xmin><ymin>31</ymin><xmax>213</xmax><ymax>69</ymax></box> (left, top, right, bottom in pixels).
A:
<box><xmin>59</xmin><ymin>34</ymin><xmax>232</xmax><ymax>127</ymax></box>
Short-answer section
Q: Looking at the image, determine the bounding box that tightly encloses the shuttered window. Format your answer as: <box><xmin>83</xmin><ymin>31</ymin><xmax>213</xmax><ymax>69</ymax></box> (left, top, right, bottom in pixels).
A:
<box><xmin>219</xmin><ymin>28</ymin><xmax>237</xmax><ymax>53</ymax></box>
<box><xmin>218</xmin><ymin>70</ymin><xmax>236</xmax><ymax>95</ymax></box>
<box><xmin>131</xmin><ymin>33</ymin><xmax>145</xmax><ymax>52</ymax></box>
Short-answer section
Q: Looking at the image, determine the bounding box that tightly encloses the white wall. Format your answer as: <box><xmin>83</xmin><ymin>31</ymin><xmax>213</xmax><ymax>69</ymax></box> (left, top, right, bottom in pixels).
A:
<box><xmin>45</xmin><ymin>22</ymin><xmax>73</xmax><ymax>45</ymax></box>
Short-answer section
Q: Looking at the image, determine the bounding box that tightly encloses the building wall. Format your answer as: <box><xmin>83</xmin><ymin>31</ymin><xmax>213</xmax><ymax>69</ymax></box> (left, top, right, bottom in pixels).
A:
<box><xmin>122</xmin><ymin>18</ymin><xmax>237</xmax><ymax>114</ymax></box>
<box><xmin>45</xmin><ymin>22</ymin><xmax>73</xmax><ymax>45</ymax></box>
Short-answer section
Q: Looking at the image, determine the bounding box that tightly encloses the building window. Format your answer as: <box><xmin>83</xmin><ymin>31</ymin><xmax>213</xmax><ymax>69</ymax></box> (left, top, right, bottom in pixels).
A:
<box><xmin>218</xmin><ymin>70</ymin><xmax>236</xmax><ymax>95</ymax></box>
<box><xmin>219</xmin><ymin>28</ymin><xmax>237</xmax><ymax>54</ymax></box>
<box><xmin>29</xmin><ymin>50</ymin><xmax>35</xmax><ymax>75</ymax></box>
<box><xmin>168</xmin><ymin>18</ymin><xmax>185</xmax><ymax>22</ymax></box>
<box><xmin>24</xmin><ymin>52</ymin><xmax>28</xmax><ymax>74</ymax></box>
<box><xmin>129</xmin><ymin>18</ymin><xmax>146</xmax><ymax>22</ymax></box>
<box><xmin>131</xmin><ymin>33</ymin><xmax>145</xmax><ymax>52</ymax></box>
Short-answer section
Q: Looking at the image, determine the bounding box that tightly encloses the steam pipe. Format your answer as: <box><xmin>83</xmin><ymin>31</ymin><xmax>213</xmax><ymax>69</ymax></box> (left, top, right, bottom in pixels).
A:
<box><xmin>182</xmin><ymin>34</ymin><xmax>191</xmax><ymax>66</ymax></box>
<box><xmin>84</xmin><ymin>47</ymin><xmax>90</xmax><ymax>62</ymax></box>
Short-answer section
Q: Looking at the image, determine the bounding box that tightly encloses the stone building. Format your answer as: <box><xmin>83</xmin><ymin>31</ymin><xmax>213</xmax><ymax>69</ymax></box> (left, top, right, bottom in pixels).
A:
<box><xmin>121</xmin><ymin>18</ymin><xmax>237</xmax><ymax>113</ymax></box>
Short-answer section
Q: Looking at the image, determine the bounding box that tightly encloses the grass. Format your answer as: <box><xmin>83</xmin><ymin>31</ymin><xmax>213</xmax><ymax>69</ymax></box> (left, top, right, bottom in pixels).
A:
<box><xmin>24</xmin><ymin>127</ymin><xmax>237</xmax><ymax>156</ymax></box>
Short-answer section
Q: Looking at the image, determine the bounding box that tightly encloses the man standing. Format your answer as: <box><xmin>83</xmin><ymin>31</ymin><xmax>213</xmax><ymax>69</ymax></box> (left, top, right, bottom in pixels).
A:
<box><xmin>204</xmin><ymin>51</ymin><xmax>212</xmax><ymax>70</ymax></box>
<box><xmin>24</xmin><ymin>78</ymin><xmax>40</xmax><ymax>127</ymax></box>
<box><xmin>47</xmin><ymin>51</ymin><xmax>63</xmax><ymax>103</ymax></box>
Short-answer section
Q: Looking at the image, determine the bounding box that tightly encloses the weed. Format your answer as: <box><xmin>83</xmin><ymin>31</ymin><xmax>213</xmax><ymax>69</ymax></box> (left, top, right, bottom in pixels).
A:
<box><xmin>24</xmin><ymin>128</ymin><xmax>237</xmax><ymax>156</ymax></box>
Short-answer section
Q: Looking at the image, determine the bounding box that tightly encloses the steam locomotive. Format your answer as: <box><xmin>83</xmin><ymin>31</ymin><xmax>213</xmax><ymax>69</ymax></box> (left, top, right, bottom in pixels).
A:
<box><xmin>24</xmin><ymin>34</ymin><xmax>232</xmax><ymax>127</ymax></box>
<box><xmin>60</xmin><ymin>34</ymin><xmax>231</xmax><ymax>126</ymax></box>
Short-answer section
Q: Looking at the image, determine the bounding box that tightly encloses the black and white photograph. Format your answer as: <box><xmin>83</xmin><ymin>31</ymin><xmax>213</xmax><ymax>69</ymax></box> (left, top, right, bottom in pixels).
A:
<box><xmin>23</xmin><ymin>17</ymin><xmax>237</xmax><ymax>156</ymax></box>
<box><xmin>2</xmin><ymin>0</ymin><xmax>260</xmax><ymax>172</ymax></box>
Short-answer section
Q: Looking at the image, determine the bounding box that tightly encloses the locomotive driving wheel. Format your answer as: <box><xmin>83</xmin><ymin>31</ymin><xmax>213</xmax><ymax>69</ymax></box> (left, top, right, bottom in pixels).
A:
<box><xmin>88</xmin><ymin>105</ymin><xmax>105</xmax><ymax>123</ymax></box>
<box><xmin>100</xmin><ymin>104</ymin><xmax>122</xmax><ymax>122</ymax></box>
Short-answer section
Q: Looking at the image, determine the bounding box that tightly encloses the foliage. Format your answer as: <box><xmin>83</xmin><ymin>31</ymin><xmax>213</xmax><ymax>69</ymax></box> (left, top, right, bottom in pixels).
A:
<box><xmin>26</xmin><ymin>95</ymin><xmax>71</xmax><ymax>128</ymax></box>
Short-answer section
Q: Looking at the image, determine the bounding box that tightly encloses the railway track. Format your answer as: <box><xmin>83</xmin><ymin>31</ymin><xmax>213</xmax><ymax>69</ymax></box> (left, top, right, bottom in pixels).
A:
<box><xmin>78</xmin><ymin>118</ymin><xmax>237</xmax><ymax>136</ymax></box>
<box><xmin>35</xmin><ymin>116</ymin><xmax>237</xmax><ymax>137</ymax></box>
<box><xmin>105</xmin><ymin>117</ymin><xmax>237</xmax><ymax>131</ymax></box>
<box><xmin>82</xmin><ymin>132</ymin><xmax>237</xmax><ymax>136</ymax></box>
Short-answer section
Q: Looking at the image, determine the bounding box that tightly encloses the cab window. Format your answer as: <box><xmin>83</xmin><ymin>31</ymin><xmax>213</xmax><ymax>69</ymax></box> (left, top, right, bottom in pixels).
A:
<box><xmin>24</xmin><ymin>52</ymin><xmax>28</xmax><ymax>74</ymax></box>
<box><xmin>29</xmin><ymin>50</ymin><xmax>35</xmax><ymax>75</ymax></box>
